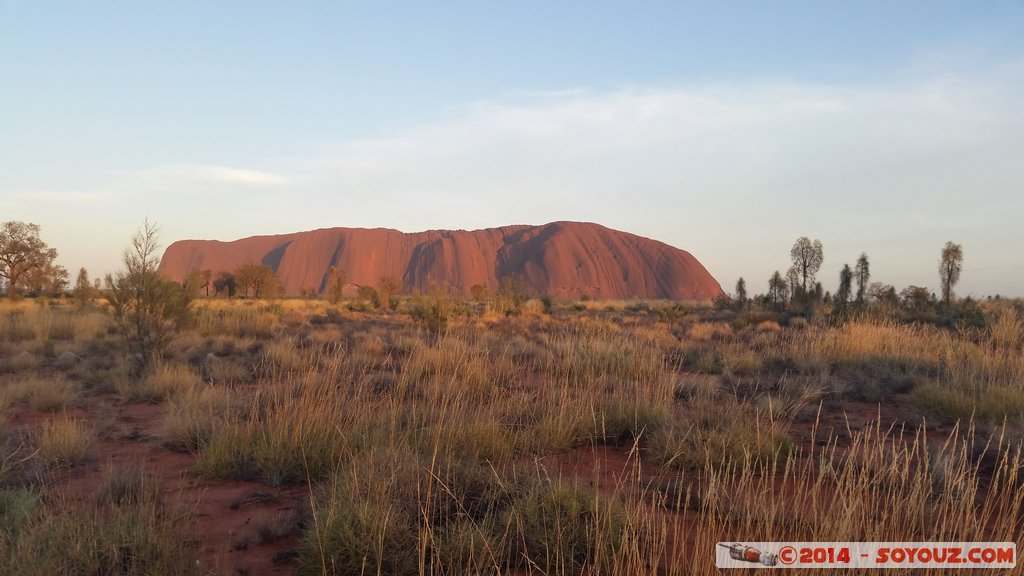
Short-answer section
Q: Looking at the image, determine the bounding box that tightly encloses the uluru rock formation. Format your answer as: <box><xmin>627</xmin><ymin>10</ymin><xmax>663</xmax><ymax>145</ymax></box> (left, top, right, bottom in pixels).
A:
<box><xmin>158</xmin><ymin>222</ymin><xmax>724</xmax><ymax>300</ymax></box>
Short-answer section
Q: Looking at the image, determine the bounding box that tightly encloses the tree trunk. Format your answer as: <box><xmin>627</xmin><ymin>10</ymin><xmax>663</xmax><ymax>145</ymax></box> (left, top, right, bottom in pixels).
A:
<box><xmin>6</xmin><ymin>273</ymin><xmax>18</xmax><ymax>299</ymax></box>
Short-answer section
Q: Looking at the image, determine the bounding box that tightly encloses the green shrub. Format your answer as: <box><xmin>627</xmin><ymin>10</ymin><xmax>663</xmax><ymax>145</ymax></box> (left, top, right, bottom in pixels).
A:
<box><xmin>409</xmin><ymin>288</ymin><xmax>459</xmax><ymax>334</ymax></box>
<box><xmin>106</xmin><ymin>221</ymin><xmax>193</xmax><ymax>374</ymax></box>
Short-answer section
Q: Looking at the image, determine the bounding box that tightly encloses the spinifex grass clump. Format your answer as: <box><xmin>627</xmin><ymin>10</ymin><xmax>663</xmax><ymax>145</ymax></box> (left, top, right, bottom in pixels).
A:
<box><xmin>159</xmin><ymin>381</ymin><xmax>238</xmax><ymax>452</ymax></box>
<box><xmin>300</xmin><ymin>450</ymin><xmax>632</xmax><ymax>576</ymax></box>
<box><xmin>196</xmin><ymin>362</ymin><xmax>354</xmax><ymax>485</ymax></box>
<box><xmin>37</xmin><ymin>415</ymin><xmax>93</xmax><ymax>468</ymax></box>
<box><xmin>546</xmin><ymin>322</ymin><xmax>663</xmax><ymax>387</ymax></box>
<box><xmin>129</xmin><ymin>361</ymin><xmax>202</xmax><ymax>403</ymax></box>
<box><xmin>505</xmin><ymin>477</ymin><xmax>628</xmax><ymax>574</ymax></box>
<box><xmin>0</xmin><ymin>373</ymin><xmax>80</xmax><ymax>412</ymax></box>
<box><xmin>0</xmin><ymin>468</ymin><xmax>199</xmax><ymax>575</ymax></box>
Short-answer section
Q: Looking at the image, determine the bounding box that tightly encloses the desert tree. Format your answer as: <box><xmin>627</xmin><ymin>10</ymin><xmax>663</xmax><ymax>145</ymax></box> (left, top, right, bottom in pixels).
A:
<box><xmin>767</xmin><ymin>271</ymin><xmax>788</xmax><ymax>309</ymax></box>
<box><xmin>495</xmin><ymin>275</ymin><xmax>529</xmax><ymax>316</ymax></box>
<box><xmin>409</xmin><ymin>284</ymin><xmax>458</xmax><ymax>336</ymax></box>
<box><xmin>866</xmin><ymin>282</ymin><xmax>891</xmax><ymax>301</ymax></box>
<box><xmin>73</xmin><ymin>267</ymin><xmax>95</xmax><ymax>307</ymax></box>
<box><xmin>24</xmin><ymin>260</ymin><xmax>69</xmax><ymax>295</ymax></box>
<box><xmin>785</xmin><ymin>266</ymin><xmax>800</xmax><ymax>300</ymax></box>
<box><xmin>183</xmin><ymin>268</ymin><xmax>212</xmax><ymax>298</ymax></box>
<box><xmin>325</xmin><ymin>266</ymin><xmax>346</xmax><ymax>304</ymax></box>
<box><xmin>234</xmin><ymin>263</ymin><xmax>261</xmax><ymax>298</ymax></box>
<box><xmin>469</xmin><ymin>284</ymin><xmax>489</xmax><ymax>301</ymax></box>
<box><xmin>836</xmin><ymin>264</ymin><xmax>853</xmax><ymax>310</ymax></box>
<box><xmin>939</xmin><ymin>241</ymin><xmax>963</xmax><ymax>304</ymax></box>
<box><xmin>356</xmin><ymin>285</ymin><xmax>380</xmax><ymax>308</ymax></box>
<box><xmin>901</xmin><ymin>285</ymin><xmax>934</xmax><ymax>314</ymax></box>
<box><xmin>789</xmin><ymin>236</ymin><xmax>824</xmax><ymax>293</ymax></box>
<box><xmin>235</xmin><ymin>262</ymin><xmax>279</xmax><ymax>298</ymax></box>
<box><xmin>106</xmin><ymin>220</ymin><xmax>193</xmax><ymax>374</ymax></box>
<box><xmin>867</xmin><ymin>282</ymin><xmax>899</xmax><ymax>307</ymax></box>
<box><xmin>854</xmin><ymin>253</ymin><xmax>870</xmax><ymax>304</ymax></box>
<box><xmin>377</xmin><ymin>276</ymin><xmax>399</xmax><ymax>310</ymax></box>
<box><xmin>0</xmin><ymin>221</ymin><xmax>60</xmax><ymax>299</ymax></box>
<box><xmin>261</xmin><ymin>274</ymin><xmax>283</xmax><ymax>298</ymax></box>
<box><xmin>213</xmin><ymin>272</ymin><xmax>236</xmax><ymax>297</ymax></box>
<box><xmin>201</xmin><ymin>269</ymin><xmax>213</xmax><ymax>297</ymax></box>
<box><xmin>734</xmin><ymin>277</ymin><xmax>747</xmax><ymax>309</ymax></box>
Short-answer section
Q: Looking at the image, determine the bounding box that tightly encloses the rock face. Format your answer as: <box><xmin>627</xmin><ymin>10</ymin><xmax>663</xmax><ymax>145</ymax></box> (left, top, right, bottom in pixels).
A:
<box><xmin>158</xmin><ymin>222</ymin><xmax>723</xmax><ymax>300</ymax></box>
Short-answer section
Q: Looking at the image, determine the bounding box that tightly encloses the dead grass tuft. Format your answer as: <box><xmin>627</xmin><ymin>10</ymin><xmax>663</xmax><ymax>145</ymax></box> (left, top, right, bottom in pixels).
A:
<box><xmin>37</xmin><ymin>415</ymin><xmax>93</xmax><ymax>467</ymax></box>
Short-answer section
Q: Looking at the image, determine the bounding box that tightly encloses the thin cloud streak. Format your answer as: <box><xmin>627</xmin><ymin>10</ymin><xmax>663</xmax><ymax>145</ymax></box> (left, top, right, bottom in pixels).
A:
<box><xmin>8</xmin><ymin>65</ymin><xmax>1022</xmax><ymax>296</ymax></box>
<box><xmin>287</xmin><ymin>69</ymin><xmax>1022</xmax><ymax>295</ymax></box>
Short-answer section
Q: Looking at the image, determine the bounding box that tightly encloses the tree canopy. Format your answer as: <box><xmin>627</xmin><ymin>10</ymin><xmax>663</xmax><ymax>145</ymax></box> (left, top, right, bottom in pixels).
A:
<box><xmin>0</xmin><ymin>221</ymin><xmax>61</xmax><ymax>299</ymax></box>
<box><xmin>789</xmin><ymin>236</ymin><xmax>824</xmax><ymax>293</ymax></box>
<box><xmin>939</xmin><ymin>241</ymin><xmax>963</xmax><ymax>304</ymax></box>
<box><xmin>235</xmin><ymin>262</ymin><xmax>281</xmax><ymax>298</ymax></box>
<box><xmin>854</xmin><ymin>253</ymin><xmax>870</xmax><ymax>304</ymax></box>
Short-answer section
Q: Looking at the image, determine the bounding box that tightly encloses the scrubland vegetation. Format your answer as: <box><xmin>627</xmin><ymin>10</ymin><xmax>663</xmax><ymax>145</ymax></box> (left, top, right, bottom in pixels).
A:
<box><xmin>1</xmin><ymin>290</ymin><xmax>1022</xmax><ymax>575</ymax></box>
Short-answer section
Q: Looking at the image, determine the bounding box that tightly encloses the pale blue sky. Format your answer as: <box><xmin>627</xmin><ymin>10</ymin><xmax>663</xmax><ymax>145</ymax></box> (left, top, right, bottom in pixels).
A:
<box><xmin>2</xmin><ymin>1</ymin><xmax>1023</xmax><ymax>296</ymax></box>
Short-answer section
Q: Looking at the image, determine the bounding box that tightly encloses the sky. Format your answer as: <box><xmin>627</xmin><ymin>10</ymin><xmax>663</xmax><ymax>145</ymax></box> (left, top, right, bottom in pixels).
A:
<box><xmin>2</xmin><ymin>1</ymin><xmax>1023</xmax><ymax>297</ymax></box>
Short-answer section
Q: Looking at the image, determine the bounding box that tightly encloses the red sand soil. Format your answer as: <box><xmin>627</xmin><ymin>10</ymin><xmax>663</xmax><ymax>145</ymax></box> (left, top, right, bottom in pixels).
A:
<box><xmin>157</xmin><ymin>221</ymin><xmax>725</xmax><ymax>300</ymax></box>
<box><xmin>8</xmin><ymin>399</ymin><xmax>308</xmax><ymax>576</ymax></box>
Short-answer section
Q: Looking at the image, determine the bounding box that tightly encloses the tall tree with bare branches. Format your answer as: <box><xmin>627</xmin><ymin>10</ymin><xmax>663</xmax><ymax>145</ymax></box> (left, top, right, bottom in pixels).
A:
<box><xmin>939</xmin><ymin>241</ymin><xmax>963</xmax><ymax>304</ymax></box>
<box><xmin>790</xmin><ymin>237</ymin><xmax>824</xmax><ymax>293</ymax></box>
<box><xmin>106</xmin><ymin>220</ymin><xmax>193</xmax><ymax>373</ymax></box>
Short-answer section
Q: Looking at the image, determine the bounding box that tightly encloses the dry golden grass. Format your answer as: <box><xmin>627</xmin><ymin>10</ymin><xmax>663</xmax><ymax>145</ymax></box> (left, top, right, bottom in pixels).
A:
<box><xmin>262</xmin><ymin>339</ymin><xmax>309</xmax><ymax>373</ymax></box>
<box><xmin>37</xmin><ymin>415</ymin><xmax>93</xmax><ymax>467</ymax></box>
<box><xmin>192</xmin><ymin>299</ymin><xmax>281</xmax><ymax>338</ymax></box>
<box><xmin>159</xmin><ymin>381</ymin><xmax>239</xmax><ymax>452</ymax></box>
<box><xmin>0</xmin><ymin>301</ymin><xmax>112</xmax><ymax>344</ymax></box>
<box><xmin>687</xmin><ymin>321</ymin><xmax>732</xmax><ymax>342</ymax></box>
<box><xmin>990</xmin><ymin>306</ymin><xmax>1023</xmax><ymax>351</ymax></box>
<box><xmin>3</xmin><ymin>296</ymin><xmax>1024</xmax><ymax>574</ymax></box>
<box><xmin>658</xmin><ymin>420</ymin><xmax>1024</xmax><ymax>575</ymax></box>
<box><xmin>130</xmin><ymin>362</ymin><xmax>202</xmax><ymax>402</ymax></box>
<box><xmin>803</xmin><ymin>319</ymin><xmax>948</xmax><ymax>364</ymax></box>
<box><xmin>0</xmin><ymin>373</ymin><xmax>80</xmax><ymax>412</ymax></box>
<box><xmin>195</xmin><ymin>366</ymin><xmax>355</xmax><ymax>485</ymax></box>
<box><xmin>25</xmin><ymin>375</ymin><xmax>79</xmax><ymax>412</ymax></box>
<box><xmin>0</xmin><ymin>343</ymin><xmax>41</xmax><ymax>372</ymax></box>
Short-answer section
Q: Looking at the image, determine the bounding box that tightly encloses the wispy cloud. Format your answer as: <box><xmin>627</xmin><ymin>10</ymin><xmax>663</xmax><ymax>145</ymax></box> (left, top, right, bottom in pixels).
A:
<box><xmin>9</xmin><ymin>63</ymin><xmax>1023</xmax><ymax>295</ymax></box>
<box><xmin>102</xmin><ymin>164</ymin><xmax>289</xmax><ymax>193</ymax></box>
<box><xmin>200</xmin><ymin>166</ymin><xmax>289</xmax><ymax>186</ymax></box>
<box><xmin>303</xmin><ymin>67</ymin><xmax>1022</xmax><ymax>223</ymax></box>
<box><xmin>294</xmin><ymin>66</ymin><xmax>1023</xmax><ymax>294</ymax></box>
